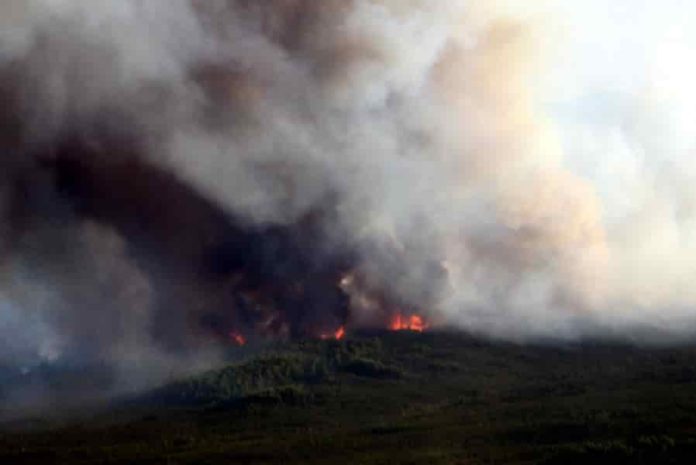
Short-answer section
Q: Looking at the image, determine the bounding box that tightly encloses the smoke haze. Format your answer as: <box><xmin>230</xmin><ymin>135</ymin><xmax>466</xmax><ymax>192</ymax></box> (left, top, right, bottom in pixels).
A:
<box><xmin>0</xmin><ymin>0</ymin><xmax>695</xmax><ymax>402</ymax></box>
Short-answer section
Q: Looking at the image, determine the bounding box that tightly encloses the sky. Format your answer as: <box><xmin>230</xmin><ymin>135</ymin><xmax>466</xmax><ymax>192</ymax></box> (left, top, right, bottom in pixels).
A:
<box><xmin>537</xmin><ymin>1</ymin><xmax>696</xmax><ymax>259</ymax></box>
<box><xmin>551</xmin><ymin>0</ymin><xmax>696</xmax><ymax>213</ymax></box>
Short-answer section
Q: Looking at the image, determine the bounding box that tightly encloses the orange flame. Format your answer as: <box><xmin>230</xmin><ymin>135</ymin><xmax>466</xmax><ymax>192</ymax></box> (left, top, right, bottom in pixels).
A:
<box><xmin>334</xmin><ymin>326</ymin><xmax>346</xmax><ymax>340</ymax></box>
<box><xmin>229</xmin><ymin>331</ymin><xmax>247</xmax><ymax>346</ymax></box>
<box><xmin>389</xmin><ymin>313</ymin><xmax>428</xmax><ymax>332</ymax></box>
<box><xmin>320</xmin><ymin>326</ymin><xmax>346</xmax><ymax>340</ymax></box>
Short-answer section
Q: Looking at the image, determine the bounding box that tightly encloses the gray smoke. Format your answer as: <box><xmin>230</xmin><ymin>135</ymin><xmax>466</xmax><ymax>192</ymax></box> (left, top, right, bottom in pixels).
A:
<box><xmin>0</xmin><ymin>0</ymin><xmax>695</xmax><ymax>409</ymax></box>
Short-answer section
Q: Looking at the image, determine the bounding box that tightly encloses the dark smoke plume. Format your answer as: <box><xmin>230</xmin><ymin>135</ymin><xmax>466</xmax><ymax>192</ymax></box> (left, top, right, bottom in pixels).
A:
<box><xmin>0</xmin><ymin>1</ymin><xmax>694</xmax><ymax>410</ymax></box>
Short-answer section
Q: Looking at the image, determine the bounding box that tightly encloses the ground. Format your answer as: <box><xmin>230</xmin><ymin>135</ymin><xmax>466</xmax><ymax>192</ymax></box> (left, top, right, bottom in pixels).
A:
<box><xmin>2</xmin><ymin>331</ymin><xmax>696</xmax><ymax>464</ymax></box>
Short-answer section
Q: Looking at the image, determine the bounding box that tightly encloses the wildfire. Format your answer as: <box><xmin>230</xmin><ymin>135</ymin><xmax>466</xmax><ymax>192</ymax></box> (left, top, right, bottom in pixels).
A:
<box><xmin>389</xmin><ymin>313</ymin><xmax>428</xmax><ymax>332</ymax></box>
<box><xmin>319</xmin><ymin>326</ymin><xmax>346</xmax><ymax>341</ymax></box>
<box><xmin>229</xmin><ymin>331</ymin><xmax>247</xmax><ymax>346</ymax></box>
<box><xmin>334</xmin><ymin>326</ymin><xmax>346</xmax><ymax>340</ymax></box>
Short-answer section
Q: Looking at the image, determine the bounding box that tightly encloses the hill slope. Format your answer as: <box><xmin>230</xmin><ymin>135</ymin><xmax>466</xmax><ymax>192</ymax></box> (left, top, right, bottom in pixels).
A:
<box><xmin>3</xmin><ymin>331</ymin><xmax>696</xmax><ymax>464</ymax></box>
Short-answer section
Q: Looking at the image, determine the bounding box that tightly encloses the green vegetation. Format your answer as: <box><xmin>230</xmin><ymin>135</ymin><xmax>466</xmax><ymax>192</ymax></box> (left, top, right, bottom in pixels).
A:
<box><xmin>3</xmin><ymin>331</ymin><xmax>696</xmax><ymax>464</ymax></box>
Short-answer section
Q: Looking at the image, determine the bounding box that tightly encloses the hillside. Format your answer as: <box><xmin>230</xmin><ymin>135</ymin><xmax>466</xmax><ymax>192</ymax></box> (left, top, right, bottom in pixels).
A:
<box><xmin>2</xmin><ymin>331</ymin><xmax>696</xmax><ymax>464</ymax></box>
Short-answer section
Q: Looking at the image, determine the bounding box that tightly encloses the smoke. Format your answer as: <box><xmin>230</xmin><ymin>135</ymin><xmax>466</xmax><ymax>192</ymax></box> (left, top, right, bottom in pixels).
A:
<box><xmin>0</xmin><ymin>0</ymin><xmax>695</xmax><ymax>404</ymax></box>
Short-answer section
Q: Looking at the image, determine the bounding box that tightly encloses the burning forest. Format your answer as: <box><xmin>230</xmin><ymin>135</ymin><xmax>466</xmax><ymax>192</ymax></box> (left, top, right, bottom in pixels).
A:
<box><xmin>0</xmin><ymin>0</ymin><xmax>696</xmax><ymax>404</ymax></box>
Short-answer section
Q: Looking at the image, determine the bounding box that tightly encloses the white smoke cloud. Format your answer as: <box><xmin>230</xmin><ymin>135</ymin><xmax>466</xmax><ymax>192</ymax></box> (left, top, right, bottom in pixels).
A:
<box><xmin>1</xmin><ymin>0</ymin><xmax>696</xmax><ymax>378</ymax></box>
<box><xmin>549</xmin><ymin>0</ymin><xmax>696</xmax><ymax>335</ymax></box>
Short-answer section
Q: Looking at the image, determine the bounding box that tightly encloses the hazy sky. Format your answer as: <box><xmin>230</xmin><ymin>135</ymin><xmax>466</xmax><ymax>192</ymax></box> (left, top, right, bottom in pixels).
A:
<box><xmin>555</xmin><ymin>0</ymin><xmax>695</xmax><ymax>96</ymax></box>
<box><xmin>548</xmin><ymin>1</ymin><xmax>696</xmax><ymax>227</ymax></box>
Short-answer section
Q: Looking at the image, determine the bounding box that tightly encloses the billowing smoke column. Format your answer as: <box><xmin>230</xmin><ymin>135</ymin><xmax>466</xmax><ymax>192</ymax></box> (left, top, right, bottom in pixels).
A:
<box><xmin>0</xmin><ymin>0</ymin><xmax>694</xmax><ymax>379</ymax></box>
